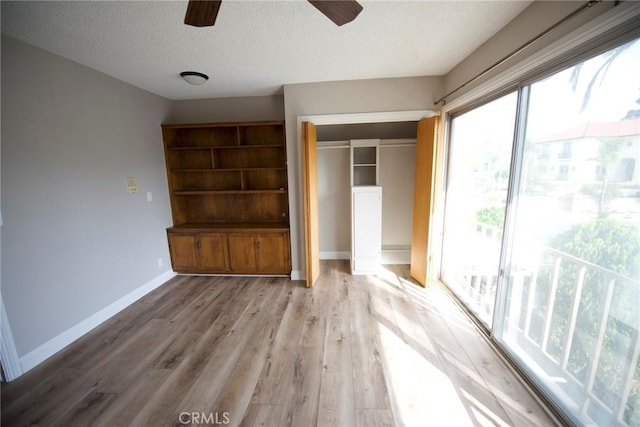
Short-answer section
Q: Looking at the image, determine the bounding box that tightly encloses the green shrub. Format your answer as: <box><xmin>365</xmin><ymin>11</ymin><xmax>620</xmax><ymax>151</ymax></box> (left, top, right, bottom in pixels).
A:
<box><xmin>546</xmin><ymin>219</ymin><xmax>640</xmax><ymax>422</ymax></box>
<box><xmin>475</xmin><ymin>206</ymin><xmax>505</xmax><ymax>229</ymax></box>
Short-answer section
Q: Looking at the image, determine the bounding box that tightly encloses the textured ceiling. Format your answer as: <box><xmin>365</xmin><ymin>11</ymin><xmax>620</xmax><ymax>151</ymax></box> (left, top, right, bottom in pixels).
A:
<box><xmin>1</xmin><ymin>1</ymin><xmax>531</xmax><ymax>100</ymax></box>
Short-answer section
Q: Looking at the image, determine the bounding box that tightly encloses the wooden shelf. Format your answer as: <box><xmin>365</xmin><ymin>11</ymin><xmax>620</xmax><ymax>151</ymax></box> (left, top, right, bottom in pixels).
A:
<box><xmin>162</xmin><ymin>120</ymin><xmax>291</xmax><ymax>275</ymax></box>
<box><xmin>173</xmin><ymin>190</ymin><xmax>286</xmax><ymax>195</ymax></box>
<box><xmin>171</xmin><ymin>167</ymin><xmax>286</xmax><ymax>173</ymax></box>
<box><xmin>169</xmin><ymin>221</ymin><xmax>290</xmax><ymax>232</ymax></box>
<box><xmin>168</xmin><ymin>144</ymin><xmax>284</xmax><ymax>151</ymax></box>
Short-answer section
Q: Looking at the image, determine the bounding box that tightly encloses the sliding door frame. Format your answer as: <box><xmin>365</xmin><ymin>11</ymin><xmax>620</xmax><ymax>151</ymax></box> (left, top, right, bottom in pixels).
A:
<box><xmin>435</xmin><ymin>5</ymin><xmax>640</xmax><ymax>424</ymax></box>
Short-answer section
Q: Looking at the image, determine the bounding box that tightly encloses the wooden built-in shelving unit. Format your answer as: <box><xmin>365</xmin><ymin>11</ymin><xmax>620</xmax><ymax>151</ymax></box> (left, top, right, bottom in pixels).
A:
<box><xmin>162</xmin><ymin>121</ymin><xmax>291</xmax><ymax>275</ymax></box>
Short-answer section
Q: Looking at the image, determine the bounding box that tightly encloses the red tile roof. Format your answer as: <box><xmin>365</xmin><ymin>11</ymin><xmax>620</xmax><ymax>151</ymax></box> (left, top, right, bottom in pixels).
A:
<box><xmin>535</xmin><ymin>116</ymin><xmax>640</xmax><ymax>143</ymax></box>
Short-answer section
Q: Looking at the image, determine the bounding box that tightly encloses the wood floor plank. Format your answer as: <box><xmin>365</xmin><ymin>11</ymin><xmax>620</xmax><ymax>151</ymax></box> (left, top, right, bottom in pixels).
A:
<box><xmin>348</xmin><ymin>274</ymin><xmax>391</xmax><ymax>410</ymax></box>
<box><xmin>406</xmin><ymin>277</ymin><xmax>553</xmax><ymax>426</ymax></box>
<box><xmin>62</xmin><ymin>275</ymin><xmax>197</xmax><ymax>371</ymax></box>
<box><xmin>279</xmin><ymin>271</ymin><xmax>333</xmax><ymax>427</ymax></box>
<box><xmin>94</xmin><ymin>318</ymin><xmax>174</xmax><ymax>394</ymax></box>
<box><xmin>370</xmin><ymin>271</ymin><xmax>476</xmax><ymax>427</ymax></box>
<box><xmin>52</xmin><ymin>391</ymin><xmax>118</xmax><ymax>427</ymax></box>
<box><xmin>208</xmin><ymin>280</ymin><xmax>292</xmax><ymax>425</ymax></box>
<box><xmin>240</xmin><ymin>403</ymin><xmax>284</xmax><ymax>427</ymax></box>
<box><xmin>317</xmin><ymin>267</ymin><xmax>355</xmax><ymax>427</ymax></box>
<box><xmin>130</xmin><ymin>282</ymin><xmax>258</xmax><ymax>426</ymax></box>
<box><xmin>1</xmin><ymin>367</ymin><xmax>85</xmax><ymax>424</ymax></box>
<box><xmin>355</xmin><ymin>408</ymin><xmax>395</xmax><ymax>427</ymax></box>
<box><xmin>93</xmin><ymin>368</ymin><xmax>172</xmax><ymax>427</ymax></box>
<box><xmin>172</xmin><ymin>284</ymin><xmax>275</xmax><ymax>422</ymax></box>
<box><xmin>149</xmin><ymin>278</ymin><xmax>239</xmax><ymax>370</ymax></box>
<box><xmin>2</xmin><ymin>263</ymin><xmax>556</xmax><ymax>427</ymax></box>
<box><xmin>250</xmin><ymin>285</ymin><xmax>310</xmax><ymax>405</ymax></box>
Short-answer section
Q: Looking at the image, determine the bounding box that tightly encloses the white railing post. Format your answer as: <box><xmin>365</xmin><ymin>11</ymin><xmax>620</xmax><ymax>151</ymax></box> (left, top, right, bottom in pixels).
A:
<box><xmin>581</xmin><ymin>278</ymin><xmax>616</xmax><ymax>417</ymax></box>
<box><xmin>524</xmin><ymin>270</ymin><xmax>539</xmax><ymax>339</ymax></box>
<box><xmin>541</xmin><ymin>257</ymin><xmax>562</xmax><ymax>354</ymax></box>
<box><xmin>561</xmin><ymin>266</ymin><xmax>587</xmax><ymax>371</ymax></box>
<box><xmin>616</xmin><ymin>318</ymin><xmax>640</xmax><ymax>424</ymax></box>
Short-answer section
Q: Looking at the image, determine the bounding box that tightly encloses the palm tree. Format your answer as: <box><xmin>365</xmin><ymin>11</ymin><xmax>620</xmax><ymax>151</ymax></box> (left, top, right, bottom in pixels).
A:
<box><xmin>569</xmin><ymin>41</ymin><xmax>635</xmax><ymax>112</ymax></box>
<box><xmin>594</xmin><ymin>137</ymin><xmax>624</xmax><ymax>218</ymax></box>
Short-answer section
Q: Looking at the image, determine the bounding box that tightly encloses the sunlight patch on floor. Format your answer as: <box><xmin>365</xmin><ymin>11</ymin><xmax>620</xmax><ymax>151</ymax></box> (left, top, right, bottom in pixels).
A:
<box><xmin>376</xmin><ymin>320</ymin><xmax>474</xmax><ymax>426</ymax></box>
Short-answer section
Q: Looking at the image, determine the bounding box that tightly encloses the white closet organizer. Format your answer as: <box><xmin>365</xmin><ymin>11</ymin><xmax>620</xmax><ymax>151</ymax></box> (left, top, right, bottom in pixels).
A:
<box><xmin>350</xmin><ymin>139</ymin><xmax>382</xmax><ymax>275</ymax></box>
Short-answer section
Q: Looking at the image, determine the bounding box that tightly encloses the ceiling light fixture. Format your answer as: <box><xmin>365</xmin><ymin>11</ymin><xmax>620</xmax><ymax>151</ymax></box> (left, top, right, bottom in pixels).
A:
<box><xmin>180</xmin><ymin>71</ymin><xmax>208</xmax><ymax>85</ymax></box>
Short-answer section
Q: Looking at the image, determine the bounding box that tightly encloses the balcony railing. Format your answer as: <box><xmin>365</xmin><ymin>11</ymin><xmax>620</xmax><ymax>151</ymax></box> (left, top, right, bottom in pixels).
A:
<box><xmin>462</xmin><ymin>232</ymin><xmax>640</xmax><ymax>426</ymax></box>
<box><xmin>455</xmin><ymin>219</ymin><xmax>640</xmax><ymax>425</ymax></box>
<box><xmin>504</xmin><ymin>246</ymin><xmax>639</xmax><ymax>426</ymax></box>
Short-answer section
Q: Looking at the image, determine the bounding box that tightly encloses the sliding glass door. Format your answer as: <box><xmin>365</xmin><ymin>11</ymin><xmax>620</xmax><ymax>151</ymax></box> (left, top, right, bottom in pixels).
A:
<box><xmin>441</xmin><ymin>92</ymin><xmax>517</xmax><ymax>327</ymax></box>
<box><xmin>441</xmin><ymin>37</ymin><xmax>640</xmax><ymax>426</ymax></box>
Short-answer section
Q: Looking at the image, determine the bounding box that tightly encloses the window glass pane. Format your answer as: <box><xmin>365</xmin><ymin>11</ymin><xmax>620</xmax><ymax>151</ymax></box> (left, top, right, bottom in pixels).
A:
<box><xmin>441</xmin><ymin>92</ymin><xmax>518</xmax><ymax>327</ymax></box>
<box><xmin>499</xmin><ymin>37</ymin><xmax>640</xmax><ymax>426</ymax></box>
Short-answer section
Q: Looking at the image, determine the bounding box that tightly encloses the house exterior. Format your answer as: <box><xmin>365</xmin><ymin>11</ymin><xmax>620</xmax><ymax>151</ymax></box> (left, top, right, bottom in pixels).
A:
<box><xmin>532</xmin><ymin>116</ymin><xmax>640</xmax><ymax>185</ymax></box>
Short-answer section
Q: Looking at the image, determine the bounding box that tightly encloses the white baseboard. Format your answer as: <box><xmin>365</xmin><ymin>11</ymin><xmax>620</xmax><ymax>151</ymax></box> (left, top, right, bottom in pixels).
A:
<box><xmin>290</xmin><ymin>270</ymin><xmax>305</xmax><ymax>281</ymax></box>
<box><xmin>382</xmin><ymin>248</ymin><xmax>411</xmax><ymax>264</ymax></box>
<box><xmin>319</xmin><ymin>251</ymin><xmax>350</xmax><ymax>260</ymax></box>
<box><xmin>1</xmin><ymin>297</ymin><xmax>23</xmax><ymax>381</ymax></box>
<box><xmin>318</xmin><ymin>249</ymin><xmax>410</xmax><ymax>264</ymax></box>
<box><xmin>19</xmin><ymin>270</ymin><xmax>176</xmax><ymax>374</ymax></box>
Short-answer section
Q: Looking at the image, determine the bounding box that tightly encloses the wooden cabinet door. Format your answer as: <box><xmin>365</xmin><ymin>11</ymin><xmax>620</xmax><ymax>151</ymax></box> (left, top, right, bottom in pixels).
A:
<box><xmin>197</xmin><ymin>233</ymin><xmax>229</xmax><ymax>272</ymax></box>
<box><xmin>256</xmin><ymin>233</ymin><xmax>291</xmax><ymax>274</ymax></box>
<box><xmin>168</xmin><ymin>233</ymin><xmax>198</xmax><ymax>271</ymax></box>
<box><xmin>228</xmin><ymin>234</ymin><xmax>257</xmax><ymax>272</ymax></box>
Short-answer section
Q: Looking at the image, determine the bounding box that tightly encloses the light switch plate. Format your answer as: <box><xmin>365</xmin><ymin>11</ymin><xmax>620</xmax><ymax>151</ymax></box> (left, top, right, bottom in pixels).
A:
<box><xmin>127</xmin><ymin>177</ymin><xmax>137</xmax><ymax>194</ymax></box>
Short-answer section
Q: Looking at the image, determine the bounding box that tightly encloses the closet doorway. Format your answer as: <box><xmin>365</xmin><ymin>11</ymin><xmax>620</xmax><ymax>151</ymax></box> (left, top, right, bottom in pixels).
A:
<box><xmin>299</xmin><ymin>111</ymin><xmax>438</xmax><ymax>287</ymax></box>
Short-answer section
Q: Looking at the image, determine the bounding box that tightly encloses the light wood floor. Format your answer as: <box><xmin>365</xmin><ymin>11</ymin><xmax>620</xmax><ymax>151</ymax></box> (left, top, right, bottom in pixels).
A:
<box><xmin>1</xmin><ymin>261</ymin><xmax>556</xmax><ymax>426</ymax></box>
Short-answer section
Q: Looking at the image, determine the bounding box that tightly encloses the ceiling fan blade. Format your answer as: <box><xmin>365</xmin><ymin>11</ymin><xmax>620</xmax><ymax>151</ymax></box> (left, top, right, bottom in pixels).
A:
<box><xmin>308</xmin><ymin>0</ymin><xmax>363</xmax><ymax>26</ymax></box>
<box><xmin>184</xmin><ymin>0</ymin><xmax>222</xmax><ymax>27</ymax></box>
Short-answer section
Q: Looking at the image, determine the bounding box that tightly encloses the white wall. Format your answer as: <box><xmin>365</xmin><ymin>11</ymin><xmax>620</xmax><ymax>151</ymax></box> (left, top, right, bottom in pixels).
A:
<box><xmin>284</xmin><ymin>76</ymin><xmax>444</xmax><ymax>278</ymax></box>
<box><xmin>1</xmin><ymin>35</ymin><xmax>173</xmax><ymax>367</ymax></box>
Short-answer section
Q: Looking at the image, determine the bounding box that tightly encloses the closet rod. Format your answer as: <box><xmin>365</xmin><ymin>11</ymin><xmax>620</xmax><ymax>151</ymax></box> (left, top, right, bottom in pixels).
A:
<box><xmin>317</xmin><ymin>138</ymin><xmax>416</xmax><ymax>149</ymax></box>
<box><xmin>434</xmin><ymin>0</ymin><xmax>602</xmax><ymax>106</ymax></box>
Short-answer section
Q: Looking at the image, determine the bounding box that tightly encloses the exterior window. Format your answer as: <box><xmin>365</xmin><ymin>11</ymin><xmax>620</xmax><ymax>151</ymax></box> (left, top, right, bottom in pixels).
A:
<box><xmin>560</xmin><ymin>141</ymin><xmax>572</xmax><ymax>159</ymax></box>
<box><xmin>558</xmin><ymin>164</ymin><xmax>570</xmax><ymax>180</ymax></box>
<box><xmin>441</xmin><ymin>37</ymin><xmax>640</xmax><ymax>426</ymax></box>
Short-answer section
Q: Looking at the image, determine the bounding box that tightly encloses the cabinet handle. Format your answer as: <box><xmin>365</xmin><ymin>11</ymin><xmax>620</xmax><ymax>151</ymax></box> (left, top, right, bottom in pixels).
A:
<box><xmin>196</xmin><ymin>240</ymin><xmax>201</xmax><ymax>250</ymax></box>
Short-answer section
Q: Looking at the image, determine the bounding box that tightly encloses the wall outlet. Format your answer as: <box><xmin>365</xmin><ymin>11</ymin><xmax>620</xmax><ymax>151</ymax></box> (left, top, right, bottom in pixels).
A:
<box><xmin>157</xmin><ymin>257</ymin><xmax>163</xmax><ymax>268</ymax></box>
<box><xmin>146</xmin><ymin>191</ymin><xmax>153</xmax><ymax>202</ymax></box>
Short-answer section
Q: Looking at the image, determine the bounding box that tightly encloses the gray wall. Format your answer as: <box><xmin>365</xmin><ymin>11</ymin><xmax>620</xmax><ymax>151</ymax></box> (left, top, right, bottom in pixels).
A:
<box><xmin>283</xmin><ymin>76</ymin><xmax>444</xmax><ymax>278</ymax></box>
<box><xmin>167</xmin><ymin>96</ymin><xmax>284</xmax><ymax>123</ymax></box>
<box><xmin>445</xmin><ymin>1</ymin><xmax>616</xmax><ymax>99</ymax></box>
<box><xmin>317</xmin><ymin>147</ymin><xmax>351</xmax><ymax>256</ymax></box>
<box><xmin>1</xmin><ymin>35</ymin><xmax>172</xmax><ymax>357</ymax></box>
<box><xmin>317</xmin><ymin>143</ymin><xmax>416</xmax><ymax>258</ymax></box>
<box><xmin>379</xmin><ymin>145</ymin><xmax>416</xmax><ymax>247</ymax></box>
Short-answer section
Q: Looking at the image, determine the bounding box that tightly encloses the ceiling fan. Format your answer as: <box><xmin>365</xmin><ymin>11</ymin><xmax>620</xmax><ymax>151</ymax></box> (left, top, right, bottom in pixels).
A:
<box><xmin>184</xmin><ymin>0</ymin><xmax>363</xmax><ymax>28</ymax></box>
